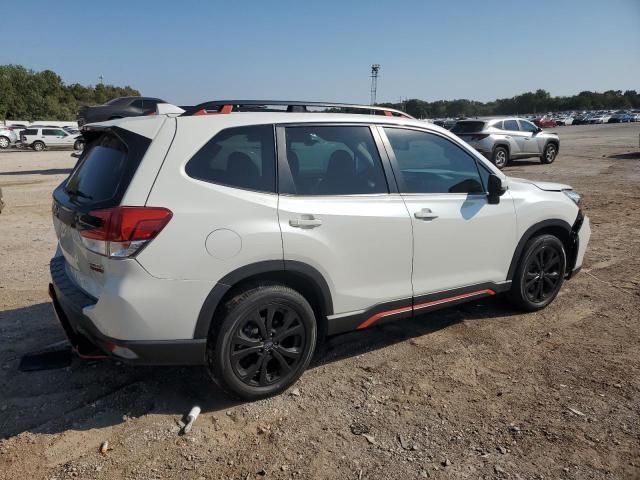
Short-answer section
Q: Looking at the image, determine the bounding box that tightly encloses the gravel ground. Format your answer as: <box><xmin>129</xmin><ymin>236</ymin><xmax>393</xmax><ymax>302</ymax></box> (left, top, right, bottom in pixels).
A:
<box><xmin>0</xmin><ymin>124</ymin><xmax>639</xmax><ymax>480</ymax></box>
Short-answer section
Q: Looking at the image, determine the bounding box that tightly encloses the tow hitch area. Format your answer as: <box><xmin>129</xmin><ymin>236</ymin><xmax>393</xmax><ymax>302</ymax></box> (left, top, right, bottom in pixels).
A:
<box><xmin>19</xmin><ymin>343</ymin><xmax>73</xmax><ymax>372</ymax></box>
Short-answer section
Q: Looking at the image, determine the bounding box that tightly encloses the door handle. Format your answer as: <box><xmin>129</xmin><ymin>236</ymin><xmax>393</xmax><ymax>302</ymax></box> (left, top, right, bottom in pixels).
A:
<box><xmin>289</xmin><ymin>215</ymin><xmax>322</xmax><ymax>229</ymax></box>
<box><xmin>414</xmin><ymin>208</ymin><xmax>438</xmax><ymax>221</ymax></box>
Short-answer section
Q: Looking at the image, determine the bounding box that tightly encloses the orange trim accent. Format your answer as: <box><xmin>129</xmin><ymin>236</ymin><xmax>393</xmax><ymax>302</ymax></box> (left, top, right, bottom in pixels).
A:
<box><xmin>357</xmin><ymin>304</ymin><xmax>412</xmax><ymax>330</ymax></box>
<box><xmin>384</xmin><ymin>111</ymin><xmax>393</xmax><ymax>117</ymax></box>
<box><xmin>220</xmin><ymin>104</ymin><xmax>233</xmax><ymax>114</ymax></box>
<box><xmin>356</xmin><ymin>289</ymin><xmax>495</xmax><ymax>330</ymax></box>
<box><xmin>193</xmin><ymin>108</ymin><xmax>208</xmax><ymax>116</ymax></box>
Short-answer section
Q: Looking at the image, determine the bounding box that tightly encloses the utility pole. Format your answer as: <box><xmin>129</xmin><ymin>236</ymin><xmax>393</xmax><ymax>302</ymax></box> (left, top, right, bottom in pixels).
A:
<box><xmin>370</xmin><ymin>64</ymin><xmax>380</xmax><ymax>106</ymax></box>
<box><xmin>98</xmin><ymin>74</ymin><xmax>104</xmax><ymax>85</ymax></box>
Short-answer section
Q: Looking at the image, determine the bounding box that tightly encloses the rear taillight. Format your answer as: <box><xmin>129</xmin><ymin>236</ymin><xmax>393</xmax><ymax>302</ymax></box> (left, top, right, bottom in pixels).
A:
<box><xmin>79</xmin><ymin>206</ymin><xmax>172</xmax><ymax>258</ymax></box>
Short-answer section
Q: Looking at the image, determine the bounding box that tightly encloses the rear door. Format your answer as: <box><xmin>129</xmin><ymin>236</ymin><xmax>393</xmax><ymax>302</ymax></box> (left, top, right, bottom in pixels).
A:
<box><xmin>277</xmin><ymin>124</ymin><xmax>413</xmax><ymax>317</ymax></box>
<box><xmin>502</xmin><ymin>119</ymin><xmax>525</xmax><ymax>155</ymax></box>
<box><xmin>42</xmin><ymin>128</ymin><xmax>67</xmax><ymax>146</ymax></box>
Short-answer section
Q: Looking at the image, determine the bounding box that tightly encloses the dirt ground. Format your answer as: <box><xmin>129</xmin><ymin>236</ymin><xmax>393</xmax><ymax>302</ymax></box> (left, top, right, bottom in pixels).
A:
<box><xmin>0</xmin><ymin>123</ymin><xmax>638</xmax><ymax>480</ymax></box>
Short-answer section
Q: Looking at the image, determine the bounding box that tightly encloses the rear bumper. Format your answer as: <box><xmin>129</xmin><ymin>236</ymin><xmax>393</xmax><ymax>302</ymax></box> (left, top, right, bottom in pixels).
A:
<box><xmin>49</xmin><ymin>256</ymin><xmax>206</xmax><ymax>365</ymax></box>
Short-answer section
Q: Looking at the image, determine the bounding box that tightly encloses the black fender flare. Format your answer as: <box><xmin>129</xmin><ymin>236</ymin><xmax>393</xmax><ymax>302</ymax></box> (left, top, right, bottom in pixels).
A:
<box><xmin>506</xmin><ymin>219</ymin><xmax>573</xmax><ymax>281</ymax></box>
<box><xmin>492</xmin><ymin>142</ymin><xmax>510</xmax><ymax>157</ymax></box>
<box><xmin>192</xmin><ymin>260</ymin><xmax>333</xmax><ymax>339</ymax></box>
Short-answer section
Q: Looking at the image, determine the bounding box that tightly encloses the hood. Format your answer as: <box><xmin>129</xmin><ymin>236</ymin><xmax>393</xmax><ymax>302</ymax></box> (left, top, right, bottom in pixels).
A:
<box><xmin>507</xmin><ymin>177</ymin><xmax>571</xmax><ymax>191</ymax></box>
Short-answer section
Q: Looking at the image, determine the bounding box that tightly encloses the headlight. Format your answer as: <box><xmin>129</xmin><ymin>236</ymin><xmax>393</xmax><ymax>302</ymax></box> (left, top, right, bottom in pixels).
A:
<box><xmin>563</xmin><ymin>189</ymin><xmax>582</xmax><ymax>207</ymax></box>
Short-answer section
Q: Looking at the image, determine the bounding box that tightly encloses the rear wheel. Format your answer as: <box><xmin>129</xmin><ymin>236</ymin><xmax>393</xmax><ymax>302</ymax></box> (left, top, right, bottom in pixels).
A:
<box><xmin>541</xmin><ymin>143</ymin><xmax>557</xmax><ymax>164</ymax></box>
<box><xmin>73</xmin><ymin>139</ymin><xmax>84</xmax><ymax>151</ymax></box>
<box><xmin>32</xmin><ymin>141</ymin><xmax>45</xmax><ymax>151</ymax></box>
<box><xmin>206</xmin><ymin>284</ymin><xmax>317</xmax><ymax>400</ymax></box>
<box><xmin>492</xmin><ymin>146</ymin><xmax>509</xmax><ymax>169</ymax></box>
<box><xmin>507</xmin><ymin>234</ymin><xmax>566</xmax><ymax>311</ymax></box>
<box><xmin>0</xmin><ymin>136</ymin><xmax>10</xmax><ymax>149</ymax></box>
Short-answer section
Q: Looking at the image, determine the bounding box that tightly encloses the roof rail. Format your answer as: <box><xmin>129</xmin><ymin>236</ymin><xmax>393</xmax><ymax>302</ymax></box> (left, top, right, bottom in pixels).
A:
<box><xmin>180</xmin><ymin>100</ymin><xmax>414</xmax><ymax>119</ymax></box>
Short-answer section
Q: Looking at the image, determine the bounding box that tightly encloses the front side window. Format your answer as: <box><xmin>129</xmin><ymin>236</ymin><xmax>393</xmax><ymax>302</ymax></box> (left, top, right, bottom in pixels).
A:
<box><xmin>284</xmin><ymin>125</ymin><xmax>387</xmax><ymax>195</ymax></box>
<box><xmin>518</xmin><ymin>120</ymin><xmax>538</xmax><ymax>133</ymax></box>
<box><xmin>383</xmin><ymin>128</ymin><xmax>484</xmax><ymax>194</ymax></box>
<box><xmin>185</xmin><ymin>125</ymin><xmax>276</xmax><ymax>193</ymax></box>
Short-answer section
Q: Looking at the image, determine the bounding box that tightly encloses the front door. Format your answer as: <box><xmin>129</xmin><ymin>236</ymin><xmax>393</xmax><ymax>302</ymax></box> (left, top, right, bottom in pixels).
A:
<box><xmin>277</xmin><ymin>124</ymin><xmax>414</xmax><ymax>321</ymax></box>
<box><xmin>379</xmin><ymin>126</ymin><xmax>517</xmax><ymax>299</ymax></box>
<box><xmin>518</xmin><ymin>119</ymin><xmax>543</xmax><ymax>154</ymax></box>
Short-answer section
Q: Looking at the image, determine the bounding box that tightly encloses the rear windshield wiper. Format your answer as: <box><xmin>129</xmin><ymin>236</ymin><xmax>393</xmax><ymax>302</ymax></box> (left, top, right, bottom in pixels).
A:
<box><xmin>65</xmin><ymin>188</ymin><xmax>93</xmax><ymax>200</ymax></box>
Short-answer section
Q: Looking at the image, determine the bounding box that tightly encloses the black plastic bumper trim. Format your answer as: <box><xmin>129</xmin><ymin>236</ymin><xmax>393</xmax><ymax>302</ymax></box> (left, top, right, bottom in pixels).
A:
<box><xmin>49</xmin><ymin>256</ymin><xmax>206</xmax><ymax>366</ymax></box>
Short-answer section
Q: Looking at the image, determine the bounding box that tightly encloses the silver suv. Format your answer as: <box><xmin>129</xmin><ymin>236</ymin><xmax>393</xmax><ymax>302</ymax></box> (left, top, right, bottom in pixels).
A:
<box><xmin>451</xmin><ymin>118</ymin><xmax>560</xmax><ymax>169</ymax></box>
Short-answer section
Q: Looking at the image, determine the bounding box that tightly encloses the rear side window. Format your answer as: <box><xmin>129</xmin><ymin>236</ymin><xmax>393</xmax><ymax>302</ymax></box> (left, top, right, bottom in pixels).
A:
<box><xmin>492</xmin><ymin>121</ymin><xmax>504</xmax><ymax>130</ymax></box>
<box><xmin>43</xmin><ymin>129</ymin><xmax>65</xmax><ymax>136</ymax></box>
<box><xmin>284</xmin><ymin>125</ymin><xmax>388</xmax><ymax>195</ymax></box>
<box><xmin>451</xmin><ymin>121</ymin><xmax>486</xmax><ymax>134</ymax></box>
<box><xmin>185</xmin><ymin>125</ymin><xmax>276</xmax><ymax>193</ymax></box>
<box><xmin>503</xmin><ymin>120</ymin><xmax>519</xmax><ymax>131</ymax></box>
<box><xmin>64</xmin><ymin>133</ymin><xmax>129</xmax><ymax>203</ymax></box>
<box><xmin>383</xmin><ymin>128</ymin><xmax>484</xmax><ymax>194</ymax></box>
<box><xmin>23</xmin><ymin>129</ymin><xmax>37</xmax><ymax>136</ymax></box>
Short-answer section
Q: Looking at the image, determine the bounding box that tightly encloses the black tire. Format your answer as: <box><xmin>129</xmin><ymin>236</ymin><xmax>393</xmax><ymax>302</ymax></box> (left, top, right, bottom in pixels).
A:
<box><xmin>541</xmin><ymin>143</ymin><xmax>558</xmax><ymax>164</ymax></box>
<box><xmin>492</xmin><ymin>146</ymin><xmax>509</xmax><ymax>169</ymax></box>
<box><xmin>32</xmin><ymin>141</ymin><xmax>45</xmax><ymax>152</ymax></box>
<box><xmin>507</xmin><ymin>234</ymin><xmax>566</xmax><ymax>311</ymax></box>
<box><xmin>0</xmin><ymin>136</ymin><xmax>10</xmax><ymax>149</ymax></box>
<box><xmin>73</xmin><ymin>140</ymin><xmax>84</xmax><ymax>151</ymax></box>
<box><xmin>206</xmin><ymin>284</ymin><xmax>317</xmax><ymax>400</ymax></box>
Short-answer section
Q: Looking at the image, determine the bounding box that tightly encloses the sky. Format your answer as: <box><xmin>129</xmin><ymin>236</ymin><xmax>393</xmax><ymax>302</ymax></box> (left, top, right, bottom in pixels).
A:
<box><xmin>2</xmin><ymin>0</ymin><xmax>639</xmax><ymax>105</ymax></box>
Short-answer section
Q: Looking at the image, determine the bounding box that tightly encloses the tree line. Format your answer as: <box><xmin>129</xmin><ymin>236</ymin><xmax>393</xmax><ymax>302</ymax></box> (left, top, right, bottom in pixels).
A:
<box><xmin>380</xmin><ymin>88</ymin><xmax>640</xmax><ymax>119</ymax></box>
<box><xmin>1</xmin><ymin>64</ymin><xmax>639</xmax><ymax>121</ymax></box>
<box><xmin>0</xmin><ymin>65</ymin><xmax>140</xmax><ymax>121</ymax></box>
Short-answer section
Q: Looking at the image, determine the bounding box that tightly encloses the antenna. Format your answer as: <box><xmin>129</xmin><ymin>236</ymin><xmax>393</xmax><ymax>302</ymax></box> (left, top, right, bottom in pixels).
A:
<box><xmin>370</xmin><ymin>64</ymin><xmax>381</xmax><ymax>106</ymax></box>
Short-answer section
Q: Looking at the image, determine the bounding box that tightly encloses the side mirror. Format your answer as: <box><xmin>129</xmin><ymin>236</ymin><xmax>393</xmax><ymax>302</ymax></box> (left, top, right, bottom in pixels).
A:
<box><xmin>535</xmin><ymin>127</ymin><xmax>542</xmax><ymax>134</ymax></box>
<box><xmin>487</xmin><ymin>174</ymin><xmax>506</xmax><ymax>204</ymax></box>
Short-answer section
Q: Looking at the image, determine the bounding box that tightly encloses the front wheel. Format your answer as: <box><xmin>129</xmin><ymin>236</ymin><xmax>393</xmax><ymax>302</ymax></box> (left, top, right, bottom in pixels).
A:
<box><xmin>0</xmin><ymin>136</ymin><xmax>10</xmax><ymax>149</ymax></box>
<box><xmin>492</xmin><ymin>146</ymin><xmax>509</xmax><ymax>169</ymax></box>
<box><xmin>541</xmin><ymin>143</ymin><xmax>557</xmax><ymax>164</ymax></box>
<box><xmin>507</xmin><ymin>234</ymin><xmax>566</xmax><ymax>311</ymax></box>
<box><xmin>32</xmin><ymin>141</ymin><xmax>45</xmax><ymax>151</ymax></box>
<box><xmin>206</xmin><ymin>284</ymin><xmax>317</xmax><ymax>400</ymax></box>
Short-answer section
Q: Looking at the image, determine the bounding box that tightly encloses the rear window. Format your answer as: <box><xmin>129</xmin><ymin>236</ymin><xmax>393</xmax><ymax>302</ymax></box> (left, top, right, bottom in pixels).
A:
<box><xmin>451</xmin><ymin>121</ymin><xmax>486</xmax><ymax>134</ymax></box>
<box><xmin>63</xmin><ymin>132</ymin><xmax>135</xmax><ymax>205</ymax></box>
<box><xmin>185</xmin><ymin>125</ymin><xmax>276</xmax><ymax>193</ymax></box>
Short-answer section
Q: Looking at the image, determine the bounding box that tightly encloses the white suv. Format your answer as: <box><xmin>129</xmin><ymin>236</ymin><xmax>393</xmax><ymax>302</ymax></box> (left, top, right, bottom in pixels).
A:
<box><xmin>49</xmin><ymin>101</ymin><xmax>590</xmax><ymax>399</ymax></box>
<box><xmin>21</xmin><ymin>127</ymin><xmax>84</xmax><ymax>151</ymax></box>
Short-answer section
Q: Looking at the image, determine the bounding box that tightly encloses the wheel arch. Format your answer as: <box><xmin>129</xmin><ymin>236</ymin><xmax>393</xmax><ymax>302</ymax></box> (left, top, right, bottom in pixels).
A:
<box><xmin>507</xmin><ymin>219</ymin><xmax>573</xmax><ymax>280</ymax></box>
<box><xmin>193</xmin><ymin>260</ymin><xmax>333</xmax><ymax>340</ymax></box>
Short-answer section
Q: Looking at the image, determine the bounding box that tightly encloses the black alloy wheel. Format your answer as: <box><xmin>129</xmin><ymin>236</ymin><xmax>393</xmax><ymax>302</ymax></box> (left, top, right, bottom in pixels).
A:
<box><xmin>207</xmin><ymin>284</ymin><xmax>317</xmax><ymax>400</ymax></box>
<box><xmin>230</xmin><ymin>303</ymin><xmax>306</xmax><ymax>387</ymax></box>
<box><xmin>523</xmin><ymin>244</ymin><xmax>562</xmax><ymax>303</ymax></box>
<box><xmin>507</xmin><ymin>234</ymin><xmax>566</xmax><ymax>311</ymax></box>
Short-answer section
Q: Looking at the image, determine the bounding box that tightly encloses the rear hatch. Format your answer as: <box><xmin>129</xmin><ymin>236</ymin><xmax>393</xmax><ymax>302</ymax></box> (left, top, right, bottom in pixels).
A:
<box><xmin>450</xmin><ymin>121</ymin><xmax>487</xmax><ymax>142</ymax></box>
<box><xmin>52</xmin><ymin>127</ymin><xmax>151</xmax><ymax>297</ymax></box>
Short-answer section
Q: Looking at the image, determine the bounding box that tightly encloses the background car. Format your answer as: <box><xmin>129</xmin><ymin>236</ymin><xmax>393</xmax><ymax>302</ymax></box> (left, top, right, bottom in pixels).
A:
<box><xmin>533</xmin><ymin>116</ymin><xmax>558</xmax><ymax>128</ymax></box>
<box><xmin>77</xmin><ymin>96</ymin><xmax>167</xmax><ymax>126</ymax></box>
<box><xmin>451</xmin><ymin>117</ymin><xmax>559</xmax><ymax>169</ymax></box>
<box><xmin>20</xmin><ymin>127</ymin><xmax>84</xmax><ymax>151</ymax></box>
<box><xmin>0</xmin><ymin>126</ymin><xmax>18</xmax><ymax>149</ymax></box>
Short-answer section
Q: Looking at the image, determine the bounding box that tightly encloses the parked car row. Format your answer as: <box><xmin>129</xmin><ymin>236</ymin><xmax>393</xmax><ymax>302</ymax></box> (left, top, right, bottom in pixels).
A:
<box><xmin>522</xmin><ymin>110</ymin><xmax>640</xmax><ymax>127</ymax></box>
<box><xmin>0</xmin><ymin>123</ymin><xmax>83</xmax><ymax>151</ymax></box>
